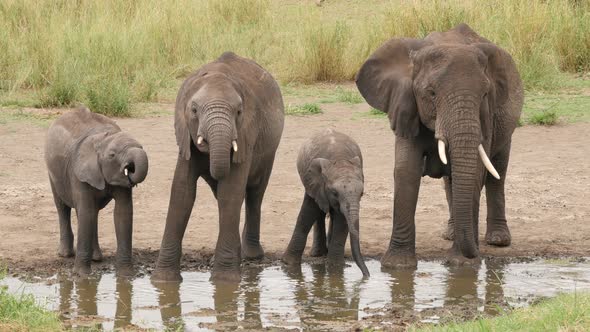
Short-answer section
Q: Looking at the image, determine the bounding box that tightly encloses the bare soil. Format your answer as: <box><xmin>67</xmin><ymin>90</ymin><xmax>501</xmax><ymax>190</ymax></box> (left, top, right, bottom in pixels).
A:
<box><xmin>1</xmin><ymin>102</ymin><xmax>589</xmax><ymax>276</ymax></box>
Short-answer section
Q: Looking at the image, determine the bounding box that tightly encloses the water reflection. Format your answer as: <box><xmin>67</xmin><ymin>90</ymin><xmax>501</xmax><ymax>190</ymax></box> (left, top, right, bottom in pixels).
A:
<box><xmin>286</xmin><ymin>263</ymin><xmax>360</xmax><ymax>329</ymax></box>
<box><xmin>2</xmin><ymin>258</ymin><xmax>589</xmax><ymax>331</ymax></box>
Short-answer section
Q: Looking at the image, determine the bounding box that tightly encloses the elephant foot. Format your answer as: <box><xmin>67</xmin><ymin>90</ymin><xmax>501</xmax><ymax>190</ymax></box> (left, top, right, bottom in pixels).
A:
<box><xmin>116</xmin><ymin>264</ymin><xmax>135</xmax><ymax>278</ymax></box>
<box><xmin>441</xmin><ymin>221</ymin><xmax>455</xmax><ymax>241</ymax></box>
<box><xmin>281</xmin><ymin>252</ymin><xmax>302</xmax><ymax>266</ymax></box>
<box><xmin>241</xmin><ymin>243</ymin><xmax>265</xmax><ymax>261</ymax></box>
<box><xmin>446</xmin><ymin>250</ymin><xmax>481</xmax><ymax>267</ymax></box>
<box><xmin>92</xmin><ymin>248</ymin><xmax>104</xmax><ymax>262</ymax></box>
<box><xmin>151</xmin><ymin>268</ymin><xmax>183</xmax><ymax>282</ymax></box>
<box><xmin>327</xmin><ymin>256</ymin><xmax>346</xmax><ymax>269</ymax></box>
<box><xmin>486</xmin><ymin>227</ymin><xmax>511</xmax><ymax>247</ymax></box>
<box><xmin>309</xmin><ymin>244</ymin><xmax>328</xmax><ymax>257</ymax></box>
<box><xmin>210</xmin><ymin>267</ymin><xmax>241</xmax><ymax>283</ymax></box>
<box><xmin>380</xmin><ymin>250</ymin><xmax>417</xmax><ymax>269</ymax></box>
<box><xmin>58</xmin><ymin>246</ymin><xmax>75</xmax><ymax>258</ymax></box>
<box><xmin>73</xmin><ymin>263</ymin><xmax>92</xmax><ymax>277</ymax></box>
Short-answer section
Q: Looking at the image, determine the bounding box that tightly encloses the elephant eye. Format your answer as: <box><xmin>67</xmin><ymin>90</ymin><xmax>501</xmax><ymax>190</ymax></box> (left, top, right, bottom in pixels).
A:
<box><xmin>427</xmin><ymin>89</ymin><xmax>436</xmax><ymax>99</ymax></box>
<box><xmin>108</xmin><ymin>152</ymin><xmax>116</xmax><ymax>159</ymax></box>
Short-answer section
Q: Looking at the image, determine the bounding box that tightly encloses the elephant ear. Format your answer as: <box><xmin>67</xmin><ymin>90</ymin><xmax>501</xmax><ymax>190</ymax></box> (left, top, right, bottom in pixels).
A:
<box><xmin>304</xmin><ymin>158</ymin><xmax>331</xmax><ymax>213</ymax></box>
<box><xmin>232</xmin><ymin>89</ymin><xmax>254</xmax><ymax>165</ymax></box>
<box><xmin>73</xmin><ymin>133</ymin><xmax>106</xmax><ymax>190</ymax></box>
<box><xmin>475</xmin><ymin>42</ymin><xmax>515</xmax><ymax>135</ymax></box>
<box><xmin>175</xmin><ymin>75</ymin><xmax>200</xmax><ymax>161</ymax></box>
<box><xmin>356</xmin><ymin>38</ymin><xmax>428</xmax><ymax>138</ymax></box>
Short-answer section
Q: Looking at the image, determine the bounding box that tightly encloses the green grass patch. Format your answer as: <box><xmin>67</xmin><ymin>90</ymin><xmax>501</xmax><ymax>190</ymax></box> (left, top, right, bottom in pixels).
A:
<box><xmin>412</xmin><ymin>292</ymin><xmax>590</xmax><ymax>332</ymax></box>
<box><xmin>0</xmin><ymin>271</ymin><xmax>62</xmax><ymax>332</ymax></box>
<box><xmin>0</xmin><ymin>110</ymin><xmax>55</xmax><ymax>127</ymax></box>
<box><xmin>523</xmin><ymin>91</ymin><xmax>590</xmax><ymax>124</ymax></box>
<box><xmin>360</xmin><ymin>107</ymin><xmax>387</xmax><ymax>119</ymax></box>
<box><xmin>85</xmin><ymin>80</ymin><xmax>131</xmax><ymax>117</ymax></box>
<box><xmin>529</xmin><ymin>110</ymin><xmax>559</xmax><ymax>126</ymax></box>
<box><xmin>319</xmin><ymin>86</ymin><xmax>364</xmax><ymax>104</ymax></box>
<box><xmin>285</xmin><ymin>103</ymin><xmax>323</xmax><ymax>116</ymax></box>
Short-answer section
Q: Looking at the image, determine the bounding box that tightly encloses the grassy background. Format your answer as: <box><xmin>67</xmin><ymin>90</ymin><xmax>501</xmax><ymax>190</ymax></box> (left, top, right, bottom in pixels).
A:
<box><xmin>0</xmin><ymin>0</ymin><xmax>589</xmax><ymax>116</ymax></box>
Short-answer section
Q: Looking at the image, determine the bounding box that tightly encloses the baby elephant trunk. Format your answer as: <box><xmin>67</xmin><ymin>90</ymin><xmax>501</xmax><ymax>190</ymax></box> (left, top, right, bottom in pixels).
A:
<box><xmin>125</xmin><ymin>148</ymin><xmax>148</xmax><ymax>185</ymax></box>
<box><xmin>345</xmin><ymin>201</ymin><xmax>370</xmax><ymax>277</ymax></box>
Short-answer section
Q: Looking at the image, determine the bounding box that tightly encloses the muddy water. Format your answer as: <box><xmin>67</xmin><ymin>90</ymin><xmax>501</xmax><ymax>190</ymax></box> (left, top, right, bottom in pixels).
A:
<box><xmin>2</xmin><ymin>258</ymin><xmax>590</xmax><ymax>331</ymax></box>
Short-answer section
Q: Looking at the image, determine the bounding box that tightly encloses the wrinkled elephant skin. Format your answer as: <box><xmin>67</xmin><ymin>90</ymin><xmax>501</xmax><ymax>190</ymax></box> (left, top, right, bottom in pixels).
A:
<box><xmin>356</xmin><ymin>23</ymin><xmax>523</xmax><ymax>266</ymax></box>
<box><xmin>45</xmin><ymin>107</ymin><xmax>149</xmax><ymax>277</ymax></box>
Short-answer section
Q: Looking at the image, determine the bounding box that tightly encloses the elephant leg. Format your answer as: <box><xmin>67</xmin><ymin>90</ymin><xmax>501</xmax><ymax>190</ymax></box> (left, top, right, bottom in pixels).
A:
<box><xmin>74</xmin><ymin>198</ymin><xmax>99</xmax><ymax>276</ymax></box>
<box><xmin>327</xmin><ymin>211</ymin><xmax>348</xmax><ymax>267</ymax></box>
<box><xmin>441</xmin><ymin>176</ymin><xmax>455</xmax><ymax>241</ymax></box>
<box><xmin>210</xmin><ymin>162</ymin><xmax>250</xmax><ymax>282</ymax></box>
<box><xmin>283</xmin><ymin>194</ymin><xmax>326</xmax><ymax>266</ymax></box>
<box><xmin>382</xmin><ymin>137</ymin><xmax>423</xmax><ymax>269</ymax></box>
<box><xmin>113</xmin><ymin>187</ymin><xmax>134</xmax><ymax>277</ymax></box>
<box><xmin>91</xmin><ymin>220</ymin><xmax>103</xmax><ymax>262</ymax></box>
<box><xmin>241</xmin><ymin>170</ymin><xmax>272</xmax><ymax>261</ymax></box>
<box><xmin>51</xmin><ymin>181</ymin><xmax>74</xmax><ymax>258</ymax></box>
<box><xmin>152</xmin><ymin>154</ymin><xmax>199</xmax><ymax>282</ymax></box>
<box><xmin>485</xmin><ymin>141</ymin><xmax>512</xmax><ymax>247</ymax></box>
<box><xmin>309</xmin><ymin>216</ymin><xmax>328</xmax><ymax>257</ymax></box>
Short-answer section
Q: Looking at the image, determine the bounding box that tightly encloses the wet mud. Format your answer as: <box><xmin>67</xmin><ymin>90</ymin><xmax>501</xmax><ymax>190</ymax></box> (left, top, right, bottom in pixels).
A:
<box><xmin>2</xmin><ymin>258</ymin><xmax>589</xmax><ymax>331</ymax></box>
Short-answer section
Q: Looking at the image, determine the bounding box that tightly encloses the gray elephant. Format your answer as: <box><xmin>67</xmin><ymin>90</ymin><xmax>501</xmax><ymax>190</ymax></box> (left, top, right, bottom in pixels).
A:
<box><xmin>283</xmin><ymin>129</ymin><xmax>369</xmax><ymax>277</ymax></box>
<box><xmin>152</xmin><ymin>52</ymin><xmax>284</xmax><ymax>282</ymax></box>
<box><xmin>45</xmin><ymin>107</ymin><xmax>149</xmax><ymax>276</ymax></box>
<box><xmin>355</xmin><ymin>24</ymin><xmax>523</xmax><ymax>267</ymax></box>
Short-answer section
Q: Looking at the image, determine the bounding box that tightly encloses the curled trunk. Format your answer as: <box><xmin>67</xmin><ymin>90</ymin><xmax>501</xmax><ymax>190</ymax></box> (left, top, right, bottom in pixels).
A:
<box><xmin>126</xmin><ymin>148</ymin><xmax>148</xmax><ymax>185</ymax></box>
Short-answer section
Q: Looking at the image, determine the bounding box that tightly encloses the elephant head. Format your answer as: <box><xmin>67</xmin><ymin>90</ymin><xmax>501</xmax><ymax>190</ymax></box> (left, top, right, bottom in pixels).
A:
<box><xmin>74</xmin><ymin>131</ymin><xmax>148</xmax><ymax>190</ymax></box>
<box><xmin>356</xmin><ymin>24</ymin><xmax>515</xmax><ymax>259</ymax></box>
<box><xmin>175</xmin><ymin>70</ymin><xmax>248</xmax><ymax>180</ymax></box>
<box><xmin>307</xmin><ymin>156</ymin><xmax>369</xmax><ymax>276</ymax></box>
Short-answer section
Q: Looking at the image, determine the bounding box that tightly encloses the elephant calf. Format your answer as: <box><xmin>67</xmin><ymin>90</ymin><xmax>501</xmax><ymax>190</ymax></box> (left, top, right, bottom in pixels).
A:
<box><xmin>45</xmin><ymin>107</ymin><xmax>148</xmax><ymax>276</ymax></box>
<box><xmin>283</xmin><ymin>129</ymin><xmax>369</xmax><ymax>277</ymax></box>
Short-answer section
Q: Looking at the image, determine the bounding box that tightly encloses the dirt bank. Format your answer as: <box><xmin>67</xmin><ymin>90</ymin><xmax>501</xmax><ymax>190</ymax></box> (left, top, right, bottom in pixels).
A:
<box><xmin>1</xmin><ymin>102</ymin><xmax>589</xmax><ymax>276</ymax></box>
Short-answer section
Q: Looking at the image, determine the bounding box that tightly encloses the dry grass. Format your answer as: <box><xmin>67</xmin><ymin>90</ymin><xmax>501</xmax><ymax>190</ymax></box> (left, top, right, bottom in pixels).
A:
<box><xmin>0</xmin><ymin>0</ymin><xmax>588</xmax><ymax>114</ymax></box>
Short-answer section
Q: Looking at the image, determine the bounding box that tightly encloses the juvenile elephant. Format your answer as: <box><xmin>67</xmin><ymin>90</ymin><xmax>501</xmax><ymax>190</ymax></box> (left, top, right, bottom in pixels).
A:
<box><xmin>283</xmin><ymin>129</ymin><xmax>369</xmax><ymax>277</ymax></box>
<box><xmin>356</xmin><ymin>24</ymin><xmax>523</xmax><ymax>267</ymax></box>
<box><xmin>45</xmin><ymin>107</ymin><xmax>149</xmax><ymax>276</ymax></box>
<box><xmin>152</xmin><ymin>52</ymin><xmax>284</xmax><ymax>282</ymax></box>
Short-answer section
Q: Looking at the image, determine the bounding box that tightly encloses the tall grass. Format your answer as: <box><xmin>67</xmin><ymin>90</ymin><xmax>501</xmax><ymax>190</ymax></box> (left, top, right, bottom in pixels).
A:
<box><xmin>0</xmin><ymin>0</ymin><xmax>588</xmax><ymax>114</ymax></box>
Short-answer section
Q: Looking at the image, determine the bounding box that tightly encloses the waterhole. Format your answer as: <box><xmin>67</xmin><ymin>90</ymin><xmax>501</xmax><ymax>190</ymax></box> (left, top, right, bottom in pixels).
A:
<box><xmin>2</xmin><ymin>258</ymin><xmax>589</xmax><ymax>331</ymax></box>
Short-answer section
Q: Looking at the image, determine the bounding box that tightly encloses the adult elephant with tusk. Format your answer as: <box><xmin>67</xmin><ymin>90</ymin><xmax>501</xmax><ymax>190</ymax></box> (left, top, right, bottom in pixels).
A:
<box><xmin>356</xmin><ymin>24</ymin><xmax>523</xmax><ymax>267</ymax></box>
<box><xmin>152</xmin><ymin>52</ymin><xmax>284</xmax><ymax>282</ymax></box>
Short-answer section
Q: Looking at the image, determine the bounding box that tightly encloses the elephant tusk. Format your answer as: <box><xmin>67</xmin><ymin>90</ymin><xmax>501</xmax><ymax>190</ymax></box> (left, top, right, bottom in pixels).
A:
<box><xmin>124</xmin><ymin>168</ymin><xmax>128</xmax><ymax>176</ymax></box>
<box><xmin>438</xmin><ymin>140</ymin><xmax>448</xmax><ymax>165</ymax></box>
<box><xmin>478</xmin><ymin>144</ymin><xmax>500</xmax><ymax>180</ymax></box>
<box><xmin>197</xmin><ymin>136</ymin><xmax>203</xmax><ymax>145</ymax></box>
<box><xmin>232</xmin><ymin>140</ymin><xmax>238</xmax><ymax>152</ymax></box>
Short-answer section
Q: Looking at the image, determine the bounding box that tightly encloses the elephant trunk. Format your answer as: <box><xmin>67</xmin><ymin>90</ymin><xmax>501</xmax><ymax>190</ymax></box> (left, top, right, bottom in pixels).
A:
<box><xmin>448</xmin><ymin>123</ymin><xmax>481</xmax><ymax>259</ymax></box>
<box><xmin>125</xmin><ymin>147</ymin><xmax>148</xmax><ymax>185</ymax></box>
<box><xmin>345</xmin><ymin>200</ymin><xmax>370</xmax><ymax>277</ymax></box>
<box><xmin>205</xmin><ymin>108</ymin><xmax>234</xmax><ymax>180</ymax></box>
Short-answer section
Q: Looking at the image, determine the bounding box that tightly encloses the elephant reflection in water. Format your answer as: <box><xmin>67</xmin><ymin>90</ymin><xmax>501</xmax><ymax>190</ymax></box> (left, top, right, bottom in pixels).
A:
<box><xmin>444</xmin><ymin>259</ymin><xmax>507</xmax><ymax>316</ymax></box>
<box><xmin>154</xmin><ymin>281</ymin><xmax>185</xmax><ymax>330</ymax></box>
<box><xmin>58</xmin><ymin>275</ymin><xmax>133</xmax><ymax>330</ymax></box>
<box><xmin>388</xmin><ymin>269</ymin><xmax>416</xmax><ymax>311</ymax></box>
<box><xmin>284</xmin><ymin>263</ymin><xmax>360</xmax><ymax>329</ymax></box>
<box><xmin>212</xmin><ymin>265</ymin><xmax>264</xmax><ymax>329</ymax></box>
<box><xmin>153</xmin><ymin>265</ymin><xmax>264</xmax><ymax>330</ymax></box>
